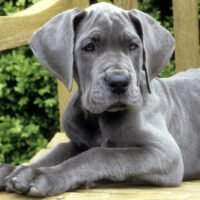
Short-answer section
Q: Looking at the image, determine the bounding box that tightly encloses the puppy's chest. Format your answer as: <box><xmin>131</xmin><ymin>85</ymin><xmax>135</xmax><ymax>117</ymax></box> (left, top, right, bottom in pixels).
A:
<box><xmin>98</xmin><ymin>111</ymin><xmax>143</xmax><ymax>148</ymax></box>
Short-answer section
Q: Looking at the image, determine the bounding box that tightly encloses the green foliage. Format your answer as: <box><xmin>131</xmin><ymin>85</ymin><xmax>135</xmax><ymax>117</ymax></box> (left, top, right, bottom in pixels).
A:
<box><xmin>158</xmin><ymin>60</ymin><xmax>176</xmax><ymax>78</ymax></box>
<box><xmin>0</xmin><ymin>46</ymin><xmax>59</xmax><ymax>165</ymax></box>
<box><xmin>199</xmin><ymin>0</ymin><xmax>200</xmax><ymax>19</ymax></box>
<box><xmin>0</xmin><ymin>115</ymin><xmax>47</xmax><ymax>165</ymax></box>
<box><xmin>0</xmin><ymin>0</ymin><xmax>41</xmax><ymax>16</ymax></box>
<box><xmin>0</xmin><ymin>0</ymin><xmax>58</xmax><ymax>166</ymax></box>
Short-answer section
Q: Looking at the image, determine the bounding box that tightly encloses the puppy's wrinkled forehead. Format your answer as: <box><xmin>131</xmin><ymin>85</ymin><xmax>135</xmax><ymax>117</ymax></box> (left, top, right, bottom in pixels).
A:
<box><xmin>78</xmin><ymin>3</ymin><xmax>133</xmax><ymax>36</ymax></box>
<box><xmin>85</xmin><ymin>2</ymin><xmax>123</xmax><ymax>23</ymax></box>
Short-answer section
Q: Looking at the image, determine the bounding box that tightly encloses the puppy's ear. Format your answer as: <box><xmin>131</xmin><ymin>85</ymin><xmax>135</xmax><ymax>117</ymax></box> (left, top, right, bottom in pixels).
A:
<box><xmin>129</xmin><ymin>9</ymin><xmax>175</xmax><ymax>93</ymax></box>
<box><xmin>29</xmin><ymin>9</ymin><xmax>86</xmax><ymax>91</ymax></box>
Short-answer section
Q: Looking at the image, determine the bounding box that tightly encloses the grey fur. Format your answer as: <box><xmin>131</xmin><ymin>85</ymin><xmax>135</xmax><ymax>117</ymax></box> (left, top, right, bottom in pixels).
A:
<box><xmin>0</xmin><ymin>2</ymin><xmax>200</xmax><ymax>197</ymax></box>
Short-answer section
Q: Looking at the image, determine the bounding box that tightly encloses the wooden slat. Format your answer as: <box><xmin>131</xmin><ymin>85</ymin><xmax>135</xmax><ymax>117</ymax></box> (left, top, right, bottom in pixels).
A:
<box><xmin>113</xmin><ymin>0</ymin><xmax>138</xmax><ymax>9</ymax></box>
<box><xmin>172</xmin><ymin>0</ymin><xmax>200</xmax><ymax>71</ymax></box>
<box><xmin>0</xmin><ymin>0</ymin><xmax>89</xmax><ymax>51</ymax></box>
<box><xmin>57</xmin><ymin>80</ymin><xmax>78</xmax><ymax>131</ymax></box>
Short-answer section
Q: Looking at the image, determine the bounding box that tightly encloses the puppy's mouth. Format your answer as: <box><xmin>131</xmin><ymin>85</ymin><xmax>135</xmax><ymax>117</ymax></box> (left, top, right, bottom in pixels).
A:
<box><xmin>107</xmin><ymin>103</ymin><xmax>128</xmax><ymax>112</ymax></box>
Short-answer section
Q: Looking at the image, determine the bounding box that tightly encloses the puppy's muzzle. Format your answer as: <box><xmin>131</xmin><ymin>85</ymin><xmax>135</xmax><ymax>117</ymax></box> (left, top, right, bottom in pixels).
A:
<box><xmin>106</xmin><ymin>72</ymin><xmax>129</xmax><ymax>94</ymax></box>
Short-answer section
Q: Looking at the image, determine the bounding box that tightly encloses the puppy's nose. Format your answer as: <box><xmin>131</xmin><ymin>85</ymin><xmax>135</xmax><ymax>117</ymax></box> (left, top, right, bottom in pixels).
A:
<box><xmin>107</xmin><ymin>73</ymin><xmax>129</xmax><ymax>94</ymax></box>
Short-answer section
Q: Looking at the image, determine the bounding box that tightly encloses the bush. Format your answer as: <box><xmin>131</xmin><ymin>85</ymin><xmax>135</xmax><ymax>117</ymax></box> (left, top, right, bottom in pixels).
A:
<box><xmin>0</xmin><ymin>0</ymin><xmax>59</xmax><ymax>166</ymax></box>
<box><xmin>0</xmin><ymin>47</ymin><xmax>59</xmax><ymax>165</ymax></box>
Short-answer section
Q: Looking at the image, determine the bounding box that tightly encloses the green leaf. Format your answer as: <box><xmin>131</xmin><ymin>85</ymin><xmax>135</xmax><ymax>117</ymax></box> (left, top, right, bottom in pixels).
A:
<box><xmin>44</xmin><ymin>98</ymin><xmax>57</xmax><ymax>107</ymax></box>
<box><xmin>18</xmin><ymin>97</ymin><xmax>29</xmax><ymax>106</ymax></box>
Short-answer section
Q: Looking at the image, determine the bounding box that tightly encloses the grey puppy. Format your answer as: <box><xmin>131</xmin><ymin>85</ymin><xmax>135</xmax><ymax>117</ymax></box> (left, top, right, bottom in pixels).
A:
<box><xmin>0</xmin><ymin>2</ymin><xmax>200</xmax><ymax>197</ymax></box>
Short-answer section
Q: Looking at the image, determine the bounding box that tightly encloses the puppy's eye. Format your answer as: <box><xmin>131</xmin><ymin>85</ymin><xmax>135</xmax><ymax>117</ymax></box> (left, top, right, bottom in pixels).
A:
<box><xmin>129</xmin><ymin>42</ymin><xmax>138</xmax><ymax>50</ymax></box>
<box><xmin>83</xmin><ymin>43</ymin><xmax>96</xmax><ymax>52</ymax></box>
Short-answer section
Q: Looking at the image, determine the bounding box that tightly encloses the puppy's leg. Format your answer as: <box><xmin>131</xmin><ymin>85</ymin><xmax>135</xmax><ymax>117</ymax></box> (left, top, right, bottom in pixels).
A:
<box><xmin>2</xmin><ymin>141</ymin><xmax>83</xmax><ymax>194</ymax></box>
<box><xmin>14</xmin><ymin>135</ymin><xmax>183</xmax><ymax>197</ymax></box>
<box><xmin>0</xmin><ymin>164</ymin><xmax>15</xmax><ymax>191</ymax></box>
<box><xmin>30</xmin><ymin>141</ymin><xmax>83</xmax><ymax>167</ymax></box>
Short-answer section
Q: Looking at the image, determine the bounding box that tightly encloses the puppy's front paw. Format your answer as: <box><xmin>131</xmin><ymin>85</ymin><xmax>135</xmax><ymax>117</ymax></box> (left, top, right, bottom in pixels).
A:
<box><xmin>5</xmin><ymin>165</ymin><xmax>70</xmax><ymax>197</ymax></box>
<box><xmin>27</xmin><ymin>169</ymin><xmax>68</xmax><ymax>197</ymax></box>
<box><xmin>0</xmin><ymin>163</ymin><xmax>15</xmax><ymax>191</ymax></box>
<box><xmin>5</xmin><ymin>165</ymin><xmax>34</xmax><ymax>194</ymax></box>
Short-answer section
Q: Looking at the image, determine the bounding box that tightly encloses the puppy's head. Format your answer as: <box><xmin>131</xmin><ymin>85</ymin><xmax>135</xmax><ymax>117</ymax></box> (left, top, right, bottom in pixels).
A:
<box><xmin>29</xmin><ymin>3</ymin><xmax>174</xmax><ymax>114</ymax></box>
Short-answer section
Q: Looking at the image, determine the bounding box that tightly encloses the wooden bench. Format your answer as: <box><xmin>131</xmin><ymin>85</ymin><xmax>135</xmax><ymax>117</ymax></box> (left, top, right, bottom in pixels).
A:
<box><xmin>0</xmin><ymin>0</ymin><xmax>199</xmax><ymax>199</ymax></box>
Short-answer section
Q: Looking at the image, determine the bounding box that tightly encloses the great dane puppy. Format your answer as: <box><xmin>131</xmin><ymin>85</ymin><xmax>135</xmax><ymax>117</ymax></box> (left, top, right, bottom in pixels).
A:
<box><xmin>0</xmin><ymin>2</ymin><xmax>200</xmax><ymax>197</ymax></box>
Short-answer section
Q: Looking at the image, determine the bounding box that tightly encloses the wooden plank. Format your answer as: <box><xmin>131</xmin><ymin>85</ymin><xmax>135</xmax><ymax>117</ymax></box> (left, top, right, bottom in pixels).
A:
<box><xmin>0</xmin><ymin>181</ymin><xmax>200</xmax><ymax>200</ymax></box>
<box><xmin>172</xmin><ymin>0</ymin><xmax>200</xmax><ymax>71</ymax></box>
<box><xmin>113</xmin><ymin>0</ymin><xmax>138</xmax><ymax>9</ymax></box>
<box><xmin>57</xmin><ymin>80</ymin><xmax>78</xmax><ymax>131</ymax></box>
<box><xmin>1</xmin><ymin>132</ymin><xmax>200</xmax><ymax>200</ymax></box>
<box><xmin>0</xmin><ymin>0</ymin><xmax>89</xmax><ymax>51</ymax></box>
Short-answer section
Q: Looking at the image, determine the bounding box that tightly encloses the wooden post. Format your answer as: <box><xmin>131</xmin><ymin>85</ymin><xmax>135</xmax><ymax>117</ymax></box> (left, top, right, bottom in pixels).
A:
<box><xmin>172</xmin><ymin>0</ymin><xmax>200</xmax><ymax>71</ymax></box>
<box><xmin>57</xmin><ymin>80</ymin><xmax>78</xmax><ymax>131</ymax></box>
<box><xmin>113</xmin><ymin>0</ymin><xmax>138</xmax><ymax>9</ymax></box>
